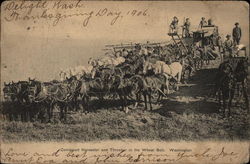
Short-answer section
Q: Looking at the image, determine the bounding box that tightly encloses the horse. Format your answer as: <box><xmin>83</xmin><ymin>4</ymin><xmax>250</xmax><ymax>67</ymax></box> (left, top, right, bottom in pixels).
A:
<box><xmin>59</xmin><ymin>68</ymin><xmax>72</xmax><ymax>81</ymax></box>
<box><xmin>59</xmin><ymin>65</ymin><xmax>94</xmax><ymax>81</ymax></box>
<box><xmin>229</xmin><ymin>58</ymin><xmax>249</xmax><ymax>112</ymax></box>
<box><xmin>109</xmin><ymin>74</ymin><xmax>136</xmax><ymax>113</ymax></box>
<box><xmin>130</xmin><ymin>75</ymin><xmax>144</xmax><ymax>109</ymax></box>
<box><xmin>114</xmin><ymin>59</ymin><xmax>143</xmax><ymax>78</ymax></box>
<box><xmin>28</xmin><ymin>77</ymin><xmax>80</xmax><ymax>121</ymax></box>
<box><xmin>78</xmin><ymin>80</ymin><xmax>90</xmax><ymax>112</ymax></box>
<box><xmin>88</xmin><ymin>55</ymin><xmax>125</xmax><ymax>69</ymax></box>
<box><xmin>63</xmin><ymin>76</ymin><xmax>83</xmax><ymax>112</ymax></box>
<box><xmin>3</xmin><ymin>82</ymin><xmax>17</xmax><ymax>102</ymax></box>
<box><xmin>214</xmin><ymin>66</ymin><xmax>236</xmax><ymax>117</ymax></box>
<box><xmin>27</xmin><ymin>79</ymin><xmax>57</xmax><ymax>122</ymax></box>
<box><xmin>143</xmin><ymin>59</ymin><xmax>183</xmax><ymax>94</ymax></box>
<box><xmin>130</xmin><ymin>74</ymin><xmax>167</xmax><ymax>111</ymax></box>
<box><xmin>191</xmin><ymin>45</ymin><xmax>204</xmax><ymax>70</ymax></box>
<box><xmin>3</xmin><ymin>80</ymin><xmax>36</xmax><ymax>121</ymax></box>
<box><xmin>139</xmin><ymin>47</ymin><xmax>148</xmax><ymax>56</ymax></box>
<box><xmin>91</xmin><ymin>67</ymin><xmax>116</xmax><ymax>93</ymax></box>
<box><xmin>214</xmin><ymin>58</ymin><xmax>248</xmax><ymax>117</ymax></box>
<box><xmin>82</xmin><ymin>70</ymin><xmax>127</xmax><ymax>111</ymax></box>
<box><xmin>2</xmin><ymin>82</ymin><xmax>22</xmax><ymax>121</ymax></box>
<box><xmin>53</xmin><ymin>77</ymin><xmax>82</xmax><ymax>120</ymax></box>
<box><xmin>10</xmin><ymin>80</ymin><xmax>33</xmax><ymax>121</ymax></box>
<box><xmin>181</xmin><ymin>55</ymin><xmax>195</xmax><ymax>82</ymax></box>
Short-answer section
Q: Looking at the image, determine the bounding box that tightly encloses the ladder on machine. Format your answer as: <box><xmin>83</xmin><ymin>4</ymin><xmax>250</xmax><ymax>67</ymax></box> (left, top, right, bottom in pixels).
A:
<box><xmin>168</xmin><ymin>32</ymin><xmax>188</xmax><ymax>55</ymax></box>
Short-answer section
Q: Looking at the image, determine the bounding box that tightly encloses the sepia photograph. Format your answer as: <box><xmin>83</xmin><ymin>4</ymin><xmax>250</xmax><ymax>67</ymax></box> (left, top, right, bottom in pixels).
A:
<box><xmin>1</xmin><ymin>0</ymin><xmax>249</xmax><ymax>163</ymax></box>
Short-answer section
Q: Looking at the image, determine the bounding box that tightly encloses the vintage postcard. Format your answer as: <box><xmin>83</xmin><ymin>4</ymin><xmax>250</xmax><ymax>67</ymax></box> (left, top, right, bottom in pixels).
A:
<box><xmin>1</xmin><ymin>0</ymin><xmax>249</xmax><ymax>163</ymax></box>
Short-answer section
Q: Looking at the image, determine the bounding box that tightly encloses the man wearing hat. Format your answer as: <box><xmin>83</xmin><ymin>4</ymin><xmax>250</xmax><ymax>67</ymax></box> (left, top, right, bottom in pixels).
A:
<box><xmin>170</xmin><ymin>16</ymin><xmax>179</xmax><ymax>33</ymax></box>
<box><xmin>232</xmin><ymin>22</ymin><xmax>241</xmax><ymax>45</ymax></box>
<box><xmin>199</xmin><ymin>17</ymin><xmax>207</xmax><ymax>29</ymax></box>
<box><xmin>224</xmin><ymin>34</ymin><xmax>234</xmax><ymax>57</ymax></box>
<box><xmin>208</xmin><ymin>18</ymin><xmax>214</xmax><ymax>26</ymax></box>
<box><xmin>183</xmin><ymin>18</ymin><xmax>191</xmax><ymax>37</ymax></box>
<box><xmin>217</xmin><ymin>36</ymin><xmax>224</xmax><ymax>62</ymax></box>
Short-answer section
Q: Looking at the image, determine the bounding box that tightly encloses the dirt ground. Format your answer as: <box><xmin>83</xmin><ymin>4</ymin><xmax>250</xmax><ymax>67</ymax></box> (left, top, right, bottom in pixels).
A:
<box><xmin>1</xmin><ymin>59</ymin><xmax>249</xmax><ymax>142</ymax></box>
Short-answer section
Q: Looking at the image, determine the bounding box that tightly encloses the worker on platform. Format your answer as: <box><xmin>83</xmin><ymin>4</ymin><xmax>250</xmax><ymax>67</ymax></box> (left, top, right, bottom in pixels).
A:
<box><xmin>207</xmin><ymin>18</ymin><xmax>214</xmax><ymax>26</ymax></box>
<box><xmin>224</xmin><ymin>34</ymin><xmax>234</xmax><ymax>58</ymax></box>
<box><xmin>183</xmin><ymin>18</ymin><xmax>191</xmax><ymax>37</ymax></box>
<box><xmin>217</xmin><ymin>36</ymin><xmax>224</xmax><ymax>62</ymax></box>
<box><xmin>232</xmin><ymin>22</ymin><xmax>242</xmax><ymax>45</ymax></box>
<box><xmin>169</xmin><ymin>16</ymin><xmax>179</xmax><ymax>33</ymax></box>
<box><xmin>217</xmin><ymin>36</ymin><xmax>223</xmax><ymax>53</ymax></box>
<box><xmin>199</xmin><ymin>17</ymin><xmax>207</xmax><ymax>29</ymax></box>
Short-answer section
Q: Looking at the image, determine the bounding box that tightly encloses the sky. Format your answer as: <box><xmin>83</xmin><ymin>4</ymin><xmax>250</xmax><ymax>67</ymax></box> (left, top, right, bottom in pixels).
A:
<box><xmin>1</xmin><ymin>1</ymin><xmax>249</xmax><ymax>86</ymax></box>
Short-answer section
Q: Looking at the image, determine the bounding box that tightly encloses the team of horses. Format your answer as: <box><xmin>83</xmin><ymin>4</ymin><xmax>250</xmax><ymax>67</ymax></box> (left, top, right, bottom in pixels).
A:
<box><xmin>2</xmin><ymin>43</ymin><xmax>248</xmax><ymax>122</ymax></box>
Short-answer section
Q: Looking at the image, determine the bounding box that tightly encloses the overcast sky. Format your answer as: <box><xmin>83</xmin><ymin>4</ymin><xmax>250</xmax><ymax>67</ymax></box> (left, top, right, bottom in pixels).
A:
<box><xmin>1</xmin><ymin>1</ymin><xmax>249</xmax><ymax>85</ymax></box>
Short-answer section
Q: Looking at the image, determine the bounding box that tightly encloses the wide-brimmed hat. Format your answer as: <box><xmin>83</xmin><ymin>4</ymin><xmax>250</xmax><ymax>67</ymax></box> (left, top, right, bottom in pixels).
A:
<box><xmin>235</xmin><ymin>22</ymin><xmax>239</xmax><ymax>25</ymax></box>
<box><xmin>226</xmin><ymin>34</ymin><xmax>231</xmax><ymax>38</ymax></box>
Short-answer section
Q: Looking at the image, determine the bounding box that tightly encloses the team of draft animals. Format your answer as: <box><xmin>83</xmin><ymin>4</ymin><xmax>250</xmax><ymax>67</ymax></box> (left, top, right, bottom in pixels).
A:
<box><xmin>2</xmin><ymin>16</ymin><xmax>249</xmax><ymax>122</ymax></box>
